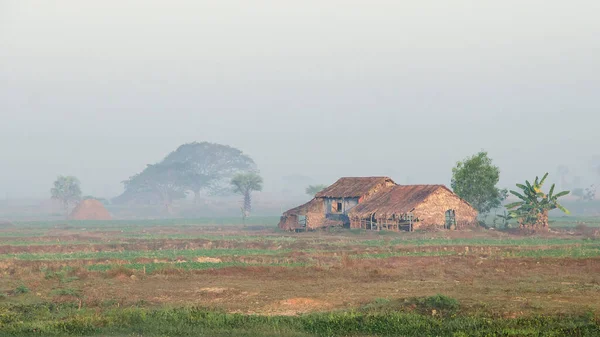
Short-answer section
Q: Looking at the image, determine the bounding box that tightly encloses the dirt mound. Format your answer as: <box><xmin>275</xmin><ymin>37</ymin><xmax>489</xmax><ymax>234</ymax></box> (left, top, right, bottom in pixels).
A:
<box><xmin>199</xmin><ymin>287</ymin><xmax>229</xmax><ymax>294</ymax></box>
<box><xmin>262</xmin><ymin>297</ymin><xmax>332</xmax><ymax>315</ymax></box>
<box><xmin>196</xmin><ymin>257</ymin><xmax>222</xmax><ymax>263</ymax></box>
<box><xmin>280</xmin><ymin>298</ymin><xmax>322</xmax><ymax>307</ymax></box>
<box><xmin>69</xmin><ymin>199</ymin><xmax>112</xmax><ymax>220</ymax></box>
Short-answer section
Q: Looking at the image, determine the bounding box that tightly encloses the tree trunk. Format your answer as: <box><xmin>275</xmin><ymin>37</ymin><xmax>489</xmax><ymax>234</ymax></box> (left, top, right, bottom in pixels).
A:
<box><xmin>161</xmin><ymin>192</ymin><xmax>173</xmax><ymax>215</ymax></box>
<box><xmin>63</xmin><ymin>201</ymin><xmax>70</xmax><ymax>220</ymax></box>
<box><xmin>540</xmin><ymin>210</ymin><xmax>549</xmax><ymax>229</ymax></box>
<box><xmin>518</xmin><ymin>217</ymin><xmax>525</xmax><ymax>229</ymax></box>
<box><xmin>243</xmin><ymin>190</ymin><xmax>251</xmax><ymax>217</ymax></box>
<box><xmin>194</xmin><ymin>189</ymin><xmax>201</xmax><ymax>204</ymax></box>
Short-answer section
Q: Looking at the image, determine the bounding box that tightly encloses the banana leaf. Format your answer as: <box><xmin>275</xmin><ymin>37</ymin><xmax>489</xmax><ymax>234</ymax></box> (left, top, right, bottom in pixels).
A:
<box><xmin>510</xmin><ymin>191</ymin><xmax>528</xmax><ymax>201</ymax></box>
<box><xmin>525</xmin><ymin>180</ymin><xmax>533</xmax><ymax>192</ymax></box>
<box><xmin>505</xmin><ymin>202</ymin><xmax>524</xmax><ymax>209</ymax></box>
<box><xmin>516</xmin><ymin>183</ymin><xmax>528</xmax><ymax>191</ymax></box>
<box><xmin>539</xmin><ymin>172</ymin><xmax>549</xmax><ymax>186</ymax></box>
<box><xmin>548</xmin><ymin>184</ymin><xmax>555</xmax><ymax>199</ymax></box>
<box><xmin>556</xmin><ymin>203</ymin><xmax>570</xmax><ymax>214</ymax></box>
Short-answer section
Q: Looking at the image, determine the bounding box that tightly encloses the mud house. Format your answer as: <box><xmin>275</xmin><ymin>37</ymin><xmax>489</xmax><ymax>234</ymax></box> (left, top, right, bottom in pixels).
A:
<box><xmin>278</xmin><ymin>177</ymin><xmax>395</xmax><ymax>231</ymax></box>
<box><xmin>278</xmin><ymin>177</ymin><xmax>478</xmax><ymax>231</ymax></box>
<box><xmin>348</xmin><ymin>185</ymin><xmax>478</xmax><ymax>230</ymax></box>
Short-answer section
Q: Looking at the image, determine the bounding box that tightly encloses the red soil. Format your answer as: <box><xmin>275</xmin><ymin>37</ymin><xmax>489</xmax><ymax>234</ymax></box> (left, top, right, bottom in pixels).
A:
<box><xmin>69</xmin><ymin>199</ymin><xmax>112</xmax><ymax>220</ymax></box>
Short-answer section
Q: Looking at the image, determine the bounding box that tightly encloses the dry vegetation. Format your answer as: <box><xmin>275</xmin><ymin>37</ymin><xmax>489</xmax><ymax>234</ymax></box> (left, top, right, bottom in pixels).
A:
<box><xmin>0</xmin><ymin>218</ymin><xmax>599</xmax><ymax>335</ymax></box>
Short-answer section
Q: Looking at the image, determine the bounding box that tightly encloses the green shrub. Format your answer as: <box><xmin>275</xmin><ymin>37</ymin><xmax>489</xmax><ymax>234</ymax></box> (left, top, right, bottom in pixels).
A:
<box><xmin>51</xmin><ymin>288</ymin><xmax>81</xmax><ymax>297</ymax></box>
<box><xmin>14</xmin><ymin>285</ymin><xmax>29</xmax><ymax>295</ymax></box>
<box><xmin>361</xmin><ymin>294</ymin><xmax>460</xmax><ymax>317</ymax></box>
<box><xmin>417</xmin><ymin>294</ymin><xmax>459</xmax><ymax>315</ymax></box>
<box><xmin>0</xmin><ymin>306</ymin><xmax>19</xmax><ymax>325</ymax></box>
<box><xmin>51</xmin><ymin>315</ymin><xmax>101</xmax><ymax>335</ymax></box>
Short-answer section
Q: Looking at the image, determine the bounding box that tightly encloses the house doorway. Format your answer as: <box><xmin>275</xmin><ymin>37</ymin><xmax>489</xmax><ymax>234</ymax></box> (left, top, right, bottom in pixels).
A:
<box><xmin>445</xmin><ymin>210</ymin><xmax>456</xmax><ymax>229</ymax></box>
<box><xmin>298</xmin><ymin>215</ymin><xmax>306</xmax><ymax>228</ymax></box>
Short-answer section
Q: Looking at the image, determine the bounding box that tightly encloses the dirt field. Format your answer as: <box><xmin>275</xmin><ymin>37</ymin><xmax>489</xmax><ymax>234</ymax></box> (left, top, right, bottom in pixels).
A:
<box><xmin>1</xmin><ymin>218</ymin><xmax>599</xmax><ymax>335</ymax></box>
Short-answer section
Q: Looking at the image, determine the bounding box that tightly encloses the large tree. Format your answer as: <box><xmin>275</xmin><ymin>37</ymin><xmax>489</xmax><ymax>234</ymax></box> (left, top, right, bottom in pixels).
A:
<box><xmin>161</xmin><ymin>142</ymin><xmax>256</xmax><ymax>202</ymax></box>
<box><xmin>506</xmin><ymin>173</ymin><xmax>570</xmax><ymax>229</ymax></box>
<box><xmin>51</xmin><ymin>176</ymin><xmax>82</xmax><ymax>219</ymax></box>
<box><xmin>231</xmin><ymin>172</ymin><xmax>263</xmax><ymax>218</ymax></box>
<box><xmin>115</xmin><ymin>142</ymin><xmax>257</xmax><ymax>209</ymax></box>
<box><xmin>451</xmin><ymin>151</ymin><xmax>507</xmax><ymax>214</ymax></box>
<box><xmin>121</xmin><ymin>163</ymin><xmax>188</xmax><ymax>213</ymax></box>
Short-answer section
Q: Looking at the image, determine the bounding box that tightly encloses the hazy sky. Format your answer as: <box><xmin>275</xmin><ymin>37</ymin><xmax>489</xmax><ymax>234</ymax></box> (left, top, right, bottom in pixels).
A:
<box><xmin>1</xmin><ymin>1</ymin><xmax>599</xmax><ymax>198</ymax></box>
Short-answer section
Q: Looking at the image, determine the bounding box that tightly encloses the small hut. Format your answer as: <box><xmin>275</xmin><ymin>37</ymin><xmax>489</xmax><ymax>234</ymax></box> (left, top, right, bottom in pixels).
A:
<box><xmin>348</xmin><ymin>185</ymin><xmax>478</xmax><ymax>231</ymax></box>
<box><xmin>278</xmin><ymin>198</ymin><xmax>327</xmax><ymax>231</ymax></box>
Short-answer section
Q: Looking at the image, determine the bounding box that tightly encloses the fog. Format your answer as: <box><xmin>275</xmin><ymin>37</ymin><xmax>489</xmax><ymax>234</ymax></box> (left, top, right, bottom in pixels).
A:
<box><xmin>1</xmin><ymin>0</ymin><xmax>599</xmax><ymax>199</ymax></box>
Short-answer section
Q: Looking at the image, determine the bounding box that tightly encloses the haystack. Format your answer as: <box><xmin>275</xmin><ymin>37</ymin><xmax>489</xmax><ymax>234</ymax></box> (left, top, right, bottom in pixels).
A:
<box><xmin>69</xmin><ymin>199</ymin><xmax>112</xmax><ymax>220</ymax></box>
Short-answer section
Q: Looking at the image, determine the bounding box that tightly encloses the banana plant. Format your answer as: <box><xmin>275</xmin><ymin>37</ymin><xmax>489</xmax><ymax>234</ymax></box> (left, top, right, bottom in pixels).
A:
<box><xmin>495</xmin><ymin>210</ymin><xmax>512</xmax><ymax>229</ymax></box>
<box><xmin>505</xmin><ymin>173</ymin><xmax>570</xmax><ymax>228</ymax></box>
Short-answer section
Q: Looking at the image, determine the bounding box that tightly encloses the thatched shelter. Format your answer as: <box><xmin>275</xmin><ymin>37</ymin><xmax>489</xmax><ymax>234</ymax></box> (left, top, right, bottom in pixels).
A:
<box><xmin>348</xmin><ymin>185</ymin><xmax>477</xmax><ymax>230</ymax></box>
<box><xmin>278</xmin><ymin>177</ymin><xmax>395</xmax><ymax>231</ymax></box>
<box><xmin>315</xmin><ymin>177</ymin><xmax>396</xmax><ymax>201</ymax></box>
<box><xmin>278</xmin><ymin>198</ymin><xmax>326</xmax><ymax>231</ymax></box>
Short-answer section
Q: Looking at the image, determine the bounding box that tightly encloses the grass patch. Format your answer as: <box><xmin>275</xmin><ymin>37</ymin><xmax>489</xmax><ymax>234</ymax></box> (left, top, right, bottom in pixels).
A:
<box><xmin>89</xmin><ymin>261</ymin><xmax>307</xmax><ymax>273</ymax></box>
<box><xmin>0</xmin><ymin>303</ymin><xmax>598</xmax><ymax>336</ymax></box>
<box><xmin>1</xmin><ymin>248</ymin><xmax>290</xmax><ymax>261</ymax></box>
<box><xmin>50</xmin><ymin>288</ymin><xmax>81</xmax><ymax>297</ymax></box>
<box><xmin>355</xmin><ymin>250</ymin><xmax>458</xmax><ymax>258</ymax></box>
<box><xmin>504</xmin><ymin>244</ymin><xmax>600</xmax><ymax>258</ymax></box>
<box><xmin>359</xmin><ymin>237</ymin><xmax>592</xmax><ymax>247</ymax></box>
<box><xmin>11</xmin><ymin>216</ymin><xmax>281</xmax><ymax>228</ymax></box>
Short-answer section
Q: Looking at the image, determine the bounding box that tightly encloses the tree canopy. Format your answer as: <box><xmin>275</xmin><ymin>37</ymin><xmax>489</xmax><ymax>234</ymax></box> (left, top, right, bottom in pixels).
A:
<box><xmin>161</xmin><ymin>142</ymin><xmax>256</xmax><ymax>198</ymax></box>
<box><xmin>121</xmin><ymin>162</ymin><xmax>188</xmax><ymax>212</ymax></box>
<box><xmin>117</xmin><ymin>142</ymin><xmax>257</xmax><ymax>210</ymax></box>
<box><xmin>231</xmin><ymin>172</ymin><xmax>263</xmax><ymax>217</ymax></box>
<box><xmin>51</xmin><ymin>176</ymin><xmax>82</xmax><ymax>218</ymax></box>
<box><xmin>451</xmin><ymin>151</ymin><xmax>507</xmax><ymax>214</ymax></box>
